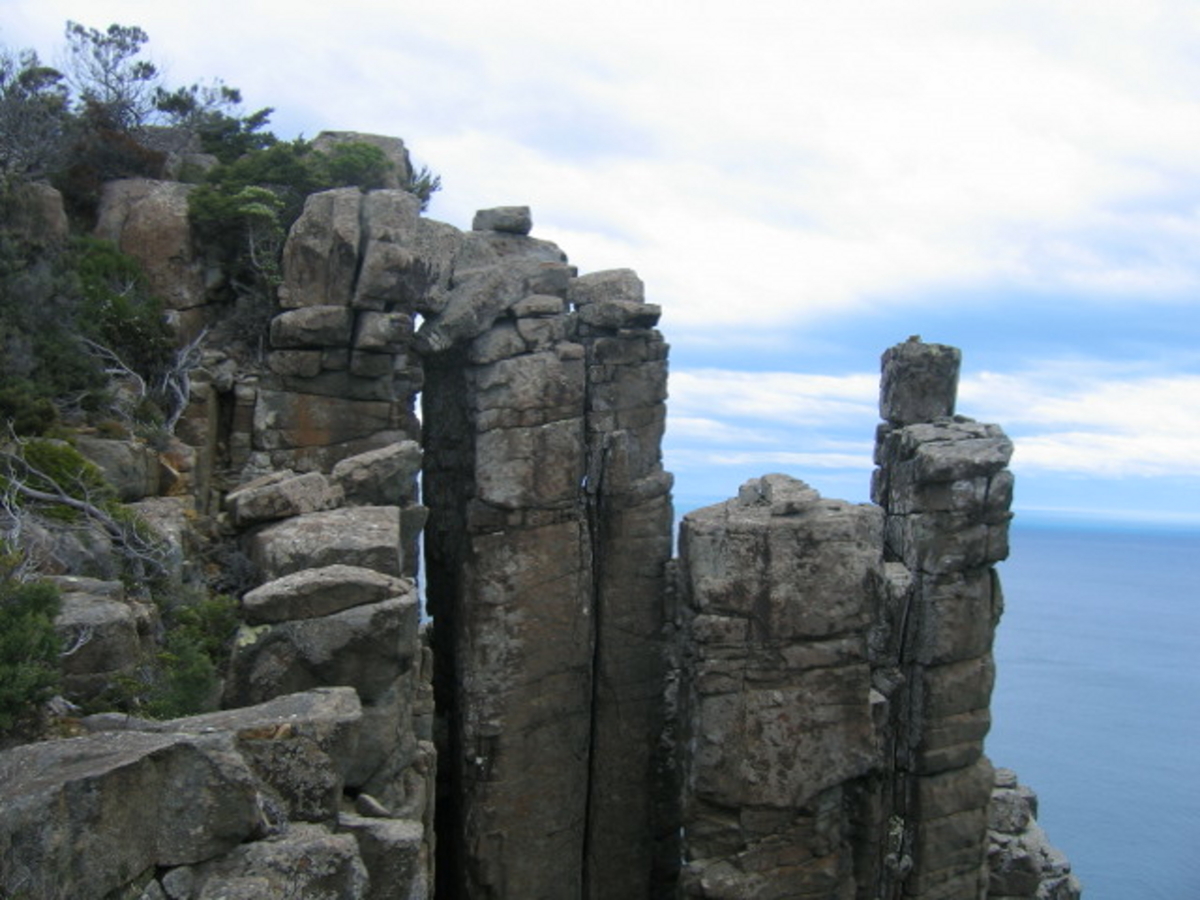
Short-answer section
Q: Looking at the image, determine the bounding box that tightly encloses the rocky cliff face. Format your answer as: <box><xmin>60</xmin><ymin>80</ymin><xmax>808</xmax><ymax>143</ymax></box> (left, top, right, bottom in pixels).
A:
<box><xmin>0</xmin><ymin>135</ymin><xmax>1080</xmax><ymax>899</ymax></box>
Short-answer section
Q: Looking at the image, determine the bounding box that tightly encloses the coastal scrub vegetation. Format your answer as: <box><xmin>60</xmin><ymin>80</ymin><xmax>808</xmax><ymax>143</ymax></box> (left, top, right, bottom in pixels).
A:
<box><xmin>0</xmin><ymin>573</ymin><xmax>62</xmax><ymax>733</ymax></box>
<box><xmin>1</xmin><ymin>16</ymin><xmax>442</xmax><ymax>423</ymax></box>
<box><xmin>0</xmin><ymin>20</ymin><xmax>440</xmax><ymax>735</ymax></box>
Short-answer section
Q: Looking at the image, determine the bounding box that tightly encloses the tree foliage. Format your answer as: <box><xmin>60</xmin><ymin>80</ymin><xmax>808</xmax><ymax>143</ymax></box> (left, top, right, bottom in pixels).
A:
<box><xmin>62</xmin><ymin>21</ymin><xmax>159</xmax><ymax>132</ymax></box>
<box><xmin>0</xmin><ymin>577</ymin><xmax>61</xmax><ymax>733</ymax></box>
<box><xmin>0</xmin><ymin>233</ymin><xmax>176</xmax><ymax>435</ymax></box>
<box><xmin>0</xmin><ymin>49</ymin><xmax>70</xmax><ymax>185</ymax></box>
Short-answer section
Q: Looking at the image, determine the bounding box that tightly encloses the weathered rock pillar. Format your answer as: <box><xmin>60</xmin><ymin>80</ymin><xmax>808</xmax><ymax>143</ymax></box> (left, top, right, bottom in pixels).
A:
<box><xmin>871</xmin><ymin>337</ymin><xmax>1013</xmax><ymax>899</ymax></box>
<box><xmin>421</xmin><ymin>213</ymin><xmax>594</xmax><ymax>898</ymax></box>
<box><xmin>573</xmin><ymin>269</ymin><xmax>676</xmax><ymax>898</ymax></box>
<box><xmin>676</xmin><ymin>474</ymin><xmax>883</xmax><ymax>897</ymax></box>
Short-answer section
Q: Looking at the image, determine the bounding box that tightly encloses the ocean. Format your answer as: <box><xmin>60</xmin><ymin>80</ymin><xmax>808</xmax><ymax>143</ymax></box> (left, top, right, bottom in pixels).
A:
<box><xmin>988</xmin><ymin>522</ymin><xmax>1200</xmax><ymax>900</ymax></box>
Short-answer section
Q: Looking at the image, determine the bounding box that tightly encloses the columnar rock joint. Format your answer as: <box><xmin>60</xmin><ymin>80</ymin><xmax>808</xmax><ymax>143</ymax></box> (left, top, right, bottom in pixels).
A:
<box><xmin>675</xmin><ymin>339</ymin><xmax>1078</xmax><ymax>900</ymax></box>
<box><xmin>0</xmin><ymin>152</ymin><xmax>1081</xmax><ymax>900</ymax></box>
<box><xmin>420</xmin><ymin>215</ymin><xmax>673</xmax><ymax>899</ymax></box>
<box><xmin>677</xmin><ymin>476</ymin><xmax>883</xmax><ymax>897</ymax></box>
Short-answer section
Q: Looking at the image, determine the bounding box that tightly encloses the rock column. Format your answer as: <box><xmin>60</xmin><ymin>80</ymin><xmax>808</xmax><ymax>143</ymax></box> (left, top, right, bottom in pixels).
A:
<box><xmin>422</xmin><ymin>218</ymin><xmax>676</xmax><ymax>898</ymax></box>
<box><xmin>676</xmin><ymin>474</ymin><xmax>883</xmax><ymax>898</ymax></box>
<box><xmin>871</xmin><ymin>337</ymin><xmax>1014</xmax><ymax>899</ymax></box>
<box><xmin>422</xmin><ymin>212</ymin><xmax>596</xmax><ymax>898</ymax></box>
<box><xmin>574</xmin><ymin>269</ymin><xmax>675</xmax><ymax>899</ymax></box>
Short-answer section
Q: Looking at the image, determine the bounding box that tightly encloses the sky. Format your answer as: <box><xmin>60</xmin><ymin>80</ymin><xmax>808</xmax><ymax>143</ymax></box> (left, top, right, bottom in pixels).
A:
<box><xmin>5</xmin><ymin>0</ymin><xmax>1200</xmax><ymax>527</ymax></box>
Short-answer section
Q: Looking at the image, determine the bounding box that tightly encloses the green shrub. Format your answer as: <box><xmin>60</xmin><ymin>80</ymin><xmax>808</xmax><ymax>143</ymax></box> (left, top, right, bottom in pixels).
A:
<box><xmin>0</xmin><ymin>232</ymin><xmax>105</xmax><ymax>426</ymax></box>
<box><xmin>0</xmin><ymin>388</ymin><xmax>58</xmax><ymax>436</ymax></box>
<box><xmin>14</xmin><ymin>438</ymin><xmax>112</xmax><ymax>502</ymax></box>
<box><xmin>317</xmin><ymin>141</ymin><xmax>393</xmax><ymax>191</ymax></box>
<box><xmin>143</xmin><ymin>629</ymin><xmax>218</xmax><ymax>719</ymax></box>
<box><xmin>0</xmin><ymin>232</ymin><xmax>173</xmax><ymax>434</ymax></box>
<box><xmin>73</xmin><ymin>235</ymin><xmax>174</xmax><ymax>382</ymax></box>
<box><xmin>141</xmin><ymin>591</ymin><xmax>237</xmax><ymax>718</ymax></box>
<box><xmin>0</xmin><ymin>578</ymin><xmax>62</xmax><ymax>732</ymax></box>
<box><xmin>169</xmin><ymin>592</ymin><xmax>239</xmax><ymax>665</ymax></box>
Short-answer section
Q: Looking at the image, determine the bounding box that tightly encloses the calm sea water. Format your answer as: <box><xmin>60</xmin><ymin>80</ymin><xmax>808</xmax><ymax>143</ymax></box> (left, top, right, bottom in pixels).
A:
<box><xmin>988</xmin><ymin>522</ymin><xmax>1200</xmax><ymax>900</ymax></box>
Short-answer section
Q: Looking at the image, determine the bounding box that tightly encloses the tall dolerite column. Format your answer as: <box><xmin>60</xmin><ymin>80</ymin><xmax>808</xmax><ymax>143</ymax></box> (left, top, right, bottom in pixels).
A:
<box><xmin>677</xmin><ymin>474</ymin><xmax>883</xmax><ymax>897</ymax></box>
<box><xmin>422</xmin><ymin>207</ymin><xmax>592</xmax><ymax>899</ymax></box>
<box><xmin>871</xmin><ymin>338</ymin><xmax>1013</xmax><ymax>900</ymax></box>
<box><xmin>574</xmin><ymin>269</ymin><xmax>675</xmax><ymax>899</ymax></box>
<box><xmin>421</xmin><ymin>210</ymin><xmax>674</xmax><ymax>898</ymax></box>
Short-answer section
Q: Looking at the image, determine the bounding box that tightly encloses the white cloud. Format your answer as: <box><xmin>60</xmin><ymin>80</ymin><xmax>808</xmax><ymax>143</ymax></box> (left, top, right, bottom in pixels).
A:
<box><xmin>962</xmin><ymin>366</ymin><xmax>1200</xmax><ymax>477</ymax></box>
<box><xmin>666</xmin><ymin>362</ymin><xmax>1200</xmax><ymax>485</ymax></box>
<box><xmin>670</xmin><ymin>369</ymin><xmax>878</xmax><ymax>424</ymax></box>
<box><xmin>5</xmin><ymin>0</ymin><xmax>1199</xmax><ymax>517</ymax></box>
<box><xmin>10</xmin><ymin>0</ymin><xmax>1200</xmax><ymax>333</ymax></box>
<box><xmin>671</xmin><ymin>448</ymin><xmax>874</xmax><ymax>472</ymax></box>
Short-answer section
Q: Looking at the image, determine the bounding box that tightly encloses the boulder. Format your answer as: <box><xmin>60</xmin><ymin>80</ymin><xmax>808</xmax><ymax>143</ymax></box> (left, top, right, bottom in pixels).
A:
<box><xmin>176</xmin><ymin>823</ymin><xmax>368</xmax><ymax>900</ymax></box>
<box><xmin>576</xmin><ymin>299</ymin><xmax>661</xmax><ymax>330</ymax></box>
<box><xmin>987</xmin><ymin>769</ymin><xmax>1083</xmax><ymax>900</ymax></box>
<box><xmin>569</xmin><ymin>268</ymin><xmax>644</xmax><ymax>306</ymax></box>
<box><xmin>339</xmin><ymin>814</ymin><xmax>429</xmax><ymax>900</ymax></box>
<box><xmin>279</xmin><ymin>188</ymin><xmax>363</xmax><ymax>309</ymax></box>
<box><xmin>354</xmin><ymin>311</ymin><xmax>413</xmax><ymax>352</ymax></box>
<box><xmin>472</xmin><ymin>205</ymin><xmax>532</xmax><ymax>235</ymax></box>
<box><xmin>128</xmin><ymin>496</ymin><xmax>195</xmax><ymax>550</ymax></box>
<box><xmin>0</xmin><ymin>731</ymin><xmax>261</xmax><ymax>898</ymax></box>
<box><xmin>246</xmin><ymin>506</ymin><xmax>403</xmax><ymax>580</ymax></box>
<box><xmin>270</xmin><ymin>305</ymin><xmax>355</xmax><ymax>348</ymax></box>
<box><xmin>879</xmin><ymin>337</ymin><xmax>961</xmax><ymax>425</ymax></box>
<box><xmin>16</xmin><ymin>517</ymin><xmax>116</xmax><ymax>579</ymax></box>
<box><xmin>353</xmin><ymin>190</ymin><xmax>425</xmax><ymax>310</ymax></box>
<box><xmin>331</xmin><ymin>441</ymin><xmax>421</xmax><ymax>507</ymax></box>
<box><xmin>226</xmin><ymin>470</ymin><xmax>343</xmax><ymax>526</ymax></box>
<box><xmin>511</xmin><ymin>294</ymin><xmax>565</xmax><ymax>318</ymax></box>
<box><xmin>414</xmin><ymin>230</ymin><xmax>568</xmax><ymax>353</ymax></box>
<box><xmin>73</xmin><ymin>436</ymin><xmax>160</xmax><ymax>502</ymax></box>
<box><xmin>127</xmin><ymin>688</ymin><xmax>364</xmax><ymax>826</ymax></box>
<box><xmin>94</xmin><ymin>179</ymin><xmax>206</xmax><ymax>310</ymax></box>
<box><xmin>226</xmin><ymin>595</ymin><xmax>419</xmax><ymax>707</ymax></box>
<box><xmin>468</xmin><ymin>322</ymin><xmax>529</xmax><ymax>365</ymax></box>
<box><xmin>253</xmin><ymin>390</ymin><xmax>397</xmax><ymax>452</ymax></box>
<box><xmin>241</xmin><ymin>564</ymin><xmax>411</xmax><ymax>624</ymax></box>
<box><xmin>52</xmin><ymin>576</ymin><xmax>153</xmax><ymax>699</ymax></box>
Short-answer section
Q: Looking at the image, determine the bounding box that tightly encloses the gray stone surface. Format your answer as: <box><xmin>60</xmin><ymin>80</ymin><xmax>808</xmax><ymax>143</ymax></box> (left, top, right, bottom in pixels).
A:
<box><xmin>4</xmin><ymin>130</ymin><xmax>1083</xmax><ymax>900</ymax></box>
<box><xmin>247</xmin><ymin>505</ymin><xmax>402</xmax><ymax>579</ymax></box>
<box><xmin>879</xmin><ymin>336</ymin><xmax>962</xmax><ymax>425</ymax></box>
<box><xmin>868</xmin><ymin>338</ymin><xmax>1014</xmax><ymax>898</ymax></box>
<box><xmin>225</xmin><ymin>470</ymin><xmax>343</xmax><ymax>526</ymax></box>
<box><xmin>331</xmin><ymin>441</ymin><xmax>422</xmax><ymax>507</ymax></box>
<box><xmin>226</xmin><ymin>594</ymin><xmax>419</xmax><ymax>707</ymax></box>
<box><xmin>988</xmin><ymin>769</ymin><xmax>1082</xmax><ymax>900</ymax></box>
<box><xmin>73</xmin><ymin>436</ymin><xmax>161</xmax><ymax>502</ymax></box>
<box><xmin>339</xmin><ymin>814</ymin><xmax>429</xmax><ymax>900</ymax></box>
<box><xmin>183</xmin><ymin>823</ymin><xmax>369</xmax><ymax>899</ymax></box>
<box><xmin>241</xmin><ymin>564</ymin><xmax>411</xmax><ymax>624</ymax></box>
<box><xmin>253</xmin><ymin>390</ymin><xmax>398</xmax><ymax>452</ymax></box>
<box><xmin>569</xmin><ymin>267</ymin><xmax>645</xmax><ymax>306</ymax></box>
<box><xmin>677</xmin><ymin>476</ymin><xmax>882</xmax><ymax>898</ymax></box>
<box><xmin>94</xmin><ymin>179</ymin><xmax>206</xmax><ymax>311</ymax></box>
<box><xmin>472</xmin><ymin>205</ymin><xmax>532</xmax><ymax>234</ymax></box>
<box><xmin>278</xmin><ymin>187</ymin><xmax>363</xmax><ymax>309</ymax></box>
<box><xmin>0</xmin><ymin>731</ymin><xmax>260</xmax><ymax>898</ymax></box>
<box><xmin>270</xmin><ymin>305</ymin><xmax>355</xmax><ymax>348</ymax></box>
